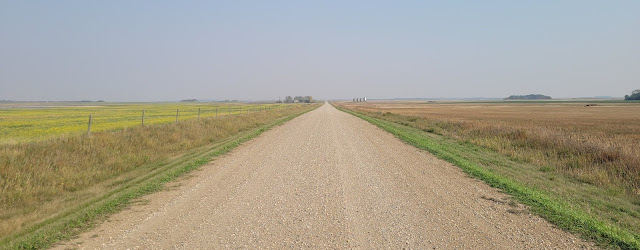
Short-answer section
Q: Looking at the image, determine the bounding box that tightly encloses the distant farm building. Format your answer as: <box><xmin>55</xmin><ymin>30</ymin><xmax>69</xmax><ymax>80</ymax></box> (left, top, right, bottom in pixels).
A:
<box><xmin>352</xmin><ymin>97</ymin><xmax>367</xmax><ymax>102</ymax></box>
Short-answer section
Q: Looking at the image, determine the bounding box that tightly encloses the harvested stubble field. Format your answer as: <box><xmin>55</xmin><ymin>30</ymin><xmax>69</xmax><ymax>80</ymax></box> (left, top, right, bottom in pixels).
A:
<box><xmin>0</xmin><ymin>102</ymin><xmax>317</xmax><ymax>247</ymax></box>
<box><xmin>337</xmin><ymin>100</ymin><xmax>640</xmax><ymax>242</ymax></box>
<box><xmin>342</xmin><ymin>101</ymin><xmax>640</xmax><ymax>193</ymax></box>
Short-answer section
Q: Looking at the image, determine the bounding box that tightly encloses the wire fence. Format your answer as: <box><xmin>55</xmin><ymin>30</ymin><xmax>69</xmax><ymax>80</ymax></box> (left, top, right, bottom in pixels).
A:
<box><xmin>85</xmin><ymin>105</ymin><xmax>285</xmax><ymax>136</ymax></box>
<box><xmin>0</xmin><ymin>104</ymin><xmax>291</xmax><ymax>142</ymax></box>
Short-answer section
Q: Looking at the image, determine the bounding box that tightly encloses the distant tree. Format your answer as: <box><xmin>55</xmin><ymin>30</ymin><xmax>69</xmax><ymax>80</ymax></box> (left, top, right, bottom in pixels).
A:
<box><xmin>285</xmin><ymin>96</ymin><xmax>293</xmax><ymax>103</ymax></box>
<box><xmin>624</xmin><ymin>89</ymin><xmax>640</xmax><ymax>100</ymax></box>
<box><xmin>504</xmin><ymin>94</ymin><xmax>552</xmax><ymax>100</ymax></box>
<box><xmin>284</xmin><ymin>95</ymin><xmax>313</xmax><ymax>103</ymax></box>
<box><xmin>293</xmin><ymin>96</ymin><xmax>313</xmax><ymax>103</ymax></box>
<box><xmin>180</xmin><ymin>99</ymin><xmax>198</xmax><ymax>102</ymax></box>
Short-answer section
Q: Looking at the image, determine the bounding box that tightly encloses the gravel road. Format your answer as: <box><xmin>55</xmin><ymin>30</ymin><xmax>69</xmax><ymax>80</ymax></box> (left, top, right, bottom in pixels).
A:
<box><xmin>55</xmin><ymin>103</ymin><xmax>593</xmax><ymax>249</ymax></box>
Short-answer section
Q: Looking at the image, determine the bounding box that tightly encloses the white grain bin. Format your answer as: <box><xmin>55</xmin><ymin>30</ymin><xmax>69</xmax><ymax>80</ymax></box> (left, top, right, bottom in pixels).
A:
<box><xmin>363</xmin><ymin>97</ymin><xmax>367</xmax><ymax>102</ymax></box>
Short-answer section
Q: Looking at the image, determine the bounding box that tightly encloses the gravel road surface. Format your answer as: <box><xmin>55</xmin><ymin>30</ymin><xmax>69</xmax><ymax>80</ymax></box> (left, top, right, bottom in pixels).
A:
<box><xmin>55</xmin><ymin>103</ymin><xmax>593</xmax><ymax>249</ymax></box>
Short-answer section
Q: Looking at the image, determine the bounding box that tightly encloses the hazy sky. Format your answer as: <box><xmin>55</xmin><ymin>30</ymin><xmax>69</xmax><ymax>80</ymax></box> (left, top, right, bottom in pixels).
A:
<box><xmin>1</xmin><ymin>1</ymin><xmax>638</xmax><ymax>101</ymax></box>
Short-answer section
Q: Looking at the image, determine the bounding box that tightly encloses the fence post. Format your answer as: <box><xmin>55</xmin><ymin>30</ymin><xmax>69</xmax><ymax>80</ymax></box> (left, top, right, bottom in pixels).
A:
<box><xmin>175</xmin><ymin>109</ymin><xmax>179</xmax><ymax>124</ymax></box>
<box><xmin>87</xmin><ymin>114</ymin><xmax>92</xmax><ymax>136</ymax></box>
<box><xmin>142</xmin><ymin>110</ymin><xmax>145</xmax><ymax>127</ymax></box>
<box><xmin>216</xmin><ymin>107</ymin><xmax>218</xmax><ymax>118</ymax></box>
<box><xmin>198</xmin><ymin>108</ymin><xmax>201</xmax><ymax>121</ymax></box>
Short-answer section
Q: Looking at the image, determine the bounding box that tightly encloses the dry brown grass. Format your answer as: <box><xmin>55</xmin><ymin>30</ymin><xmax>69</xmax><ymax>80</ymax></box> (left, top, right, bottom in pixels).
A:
<box><xmin>339</xmin><ymin>101</ymin><xmax>640</xmax><ymax>194</ymax></box>
<box><xmin>336</xmin><ymin>101</ymin><xmax>640</xmax><ymax>247</ymax></box>
<box><xmin>0</xmin><ymin>105</ymin><xmax>316</xmax><ymax>238</ymax></box>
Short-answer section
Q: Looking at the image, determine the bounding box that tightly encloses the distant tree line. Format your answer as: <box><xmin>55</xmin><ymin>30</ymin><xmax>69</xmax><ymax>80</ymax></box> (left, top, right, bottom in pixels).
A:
<box><xmin>180</xmin><ymin>99</ymin><xmax>198</xmax><ymax>102</ymax></box>
<box><xmin>504</xmin><ymin>94</ymin><xmax>552</xmax><ymax>100</ymax></box>
<box><xmin>278</xmin><ymin>96</ymin><xmax>313</xmax><ymax>103</ymax></box>
<box><xmin>624</xmin><ymin>89</ymin><xmax>640</xmax><ymax>100</ymax></box>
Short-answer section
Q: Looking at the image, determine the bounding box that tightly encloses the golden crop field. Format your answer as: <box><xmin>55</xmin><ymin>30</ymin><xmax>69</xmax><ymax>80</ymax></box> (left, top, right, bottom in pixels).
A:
<box><xmin>337</xmin><ymin>100</ymin><xmax>640</xmax><ymax>239</ymax></box>
<box><xmin>0</xmin><ymin>102</ymin><xmax>285</xmax><ymax>143</ymax></box>
<box><xmin>340</xmin><ymin>101</ymin><xmax>640</xmax><ymax>193</ymax></box>
<box><xmin>336</xmin><ymin>100</ymin><xmax>640</xmax><ymax>244</ymax></box>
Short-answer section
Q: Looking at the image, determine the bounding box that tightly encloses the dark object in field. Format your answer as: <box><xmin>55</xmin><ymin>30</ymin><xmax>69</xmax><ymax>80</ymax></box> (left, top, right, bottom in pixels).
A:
<box><xmin>504</xmin><ymin>94</ymin><xmax>552</xmax><ymax>100</ymax></box>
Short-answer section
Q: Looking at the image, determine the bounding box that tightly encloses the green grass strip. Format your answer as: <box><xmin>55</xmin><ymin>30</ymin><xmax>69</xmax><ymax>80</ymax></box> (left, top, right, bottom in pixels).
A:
<box><xmin>1</xmin><ymin>106</ymin><xmax>318</xmax><ymax>250</ymax></box>
<box><xmin>337</xmin><ymin>106</ymin><xmax>640</xmax><ymax>249</ymax></box>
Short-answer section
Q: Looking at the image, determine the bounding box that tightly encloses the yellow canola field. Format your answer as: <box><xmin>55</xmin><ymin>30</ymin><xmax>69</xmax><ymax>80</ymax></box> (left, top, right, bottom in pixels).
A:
<box><xmin>0</xmin><ymin>102</ymin><xmax>283</xmax><ymax>143</ymax></box>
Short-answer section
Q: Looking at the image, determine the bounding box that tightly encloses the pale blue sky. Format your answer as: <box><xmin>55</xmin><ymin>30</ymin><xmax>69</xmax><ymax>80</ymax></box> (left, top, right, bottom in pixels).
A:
<box><xmin>1</xmin><ymin>1</ymin><xmax>638</xmax><ymax>101</ymax></box>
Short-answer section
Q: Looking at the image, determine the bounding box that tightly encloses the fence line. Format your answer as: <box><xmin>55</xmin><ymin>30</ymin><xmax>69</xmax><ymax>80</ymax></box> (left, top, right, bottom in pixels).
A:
<box><xmin>87</xmin><ymin>114</ymin><xmax>92</xmax><ymax>136</ymax></box>
<box><xmin>84</xmin><ymin>105</ymin><xmax>285</xmax><ymax>136</ymax></box>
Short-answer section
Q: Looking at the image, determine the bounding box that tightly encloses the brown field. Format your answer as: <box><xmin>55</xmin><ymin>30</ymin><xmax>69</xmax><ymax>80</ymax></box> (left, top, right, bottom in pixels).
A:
<box><xmin>339</xmin><ymin>101</ymin><xmax>640</xmax><ymax>194</ymax></box>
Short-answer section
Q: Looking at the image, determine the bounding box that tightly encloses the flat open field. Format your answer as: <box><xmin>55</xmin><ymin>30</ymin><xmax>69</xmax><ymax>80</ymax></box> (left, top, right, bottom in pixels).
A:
<box><xmin>2</xmin><ymin>101</ymin><xmax>636</xmax><ymax>248</ymax></box>
<box><xmin>336</xmin><ymin>100</ymin><xmax>640</xmax><ymax>246</ymax></box>
<box><xmin>340</xmin><ymin>100</ymin><xmax>640</xmax><ymax>192</ymax></box>
<box><xmin>53</xmin><ymin>103</ymin><xmax>592</xmax><ymax>249</ymax></box>
<box><xmin>0</xmin><ymin>103</ymin><xmax>317</xmax><ymax>248</ymax></box>
<box><xmin>0</xmin><ymin>102</ymin><xmax>285</xmax><ymax>143</ymax></box>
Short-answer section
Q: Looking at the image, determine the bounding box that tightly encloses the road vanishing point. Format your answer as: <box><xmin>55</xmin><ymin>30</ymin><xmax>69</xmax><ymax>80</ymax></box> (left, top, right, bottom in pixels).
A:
<box><xmin>56</xmin><ymin>103</ymin><xmax>593</xmax><ymax>249</ymax></box>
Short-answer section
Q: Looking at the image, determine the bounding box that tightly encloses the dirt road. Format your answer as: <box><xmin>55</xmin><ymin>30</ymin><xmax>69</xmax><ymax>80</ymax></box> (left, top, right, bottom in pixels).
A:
<box><xmin>56</xmin><ymin>103</ymin><xmax>592</xmax><ymax>249</ymax></box>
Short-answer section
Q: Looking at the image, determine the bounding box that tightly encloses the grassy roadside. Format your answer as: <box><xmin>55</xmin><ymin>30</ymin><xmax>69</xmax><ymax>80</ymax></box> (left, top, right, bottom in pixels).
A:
<box><xmin>335</xmin><ymin>105</ymin><xmax>640</xmax><ymax>249</ymax></box>
<box><xmin>1</xmin><ymin>105</ymin><xmax>316</xmax><ymax>237</ymax></box>
<box><xmin>345</xmin><ymin>102</ymin><xmax>640</xmax><ymax>193</ymax></box>
<box><xmin>0</xmin><ymin>104</ymin><xmax>319</xmax><ymax>249</ymax></box>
